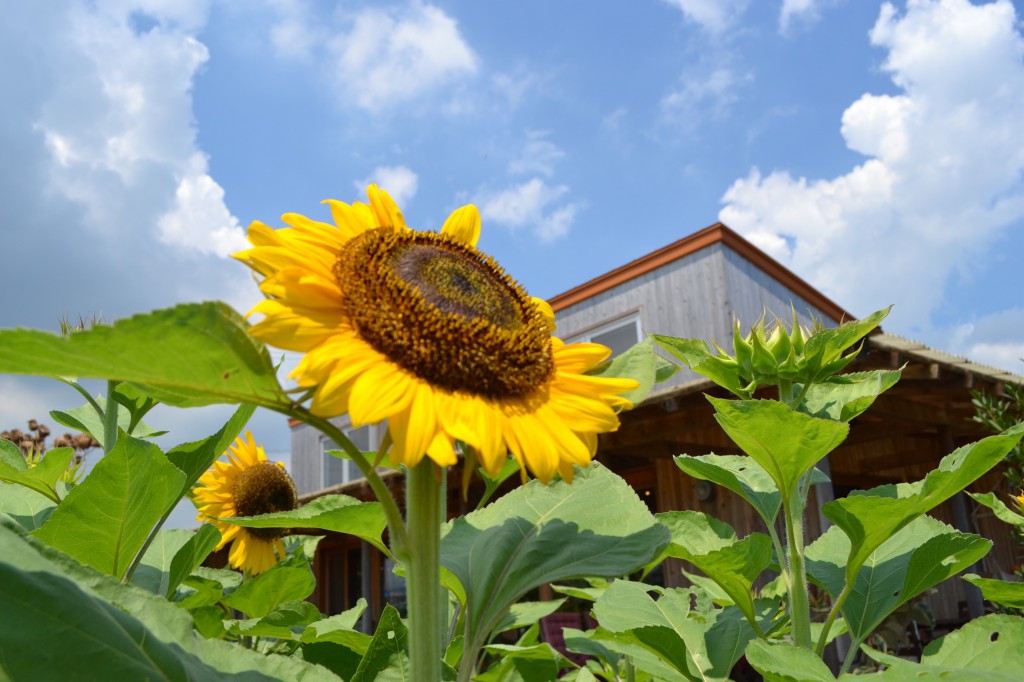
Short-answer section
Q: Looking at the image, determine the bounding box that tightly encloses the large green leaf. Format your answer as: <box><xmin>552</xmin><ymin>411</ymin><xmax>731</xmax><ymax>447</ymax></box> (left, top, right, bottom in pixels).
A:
<box><xmin>491</xmin><ymin>599</ymin><xmax>567</xmax><ymax>636</ymax></box>
<box><xmin>222</xmin><ymin>553</ymin><xmax>317</xmax><ymax>618</ymax></box>
<box><xmin>859</xmin><ymin>614</ymin><xmax>1024</xmax><ymax>681</ymax></box>
<box><xmin>50</xmin><ymin>394</ymin><xmax>165</xmax><ymax>448</ymax></box>
<box><xmin>796</xmin><ymin>368</ymin><xmax>902</xmax><ymax>423</ymax></box>
<box><xmin>349</xmin><ymin>605</ymin><xmax>410</xmax><ymax>682</ymax></box>
<box><xmin>652</xmin><ymin>511</ymin><xmax>772</xmax><ymax>632</ymax></box>
<box><xmin>226</xmin><ymin>600</ymin><xmax>323</xmax><ymax>639</ymax></box>
<box><xmin>674</xmin><ymin>454</ymin><xmax>783</xmax><ymax>527</ymax></box>
<box><xmin>130</xmin><ymin>526</ymin><xmax>221</xmax><ymax>598</ymax></box>
<box><xmin>587</xmin><ymin>337</ymin><xmax>678</xmax><ymax>405</ymax></box>
<box><xmin>962</xmin><ymin>574</ymin><xmax>1024</xmax><ymax>609</ymax></box>
<box><xmin>968</xmin><ymin>491</ymin><xmax>1024</xmax><ymax>528</ymax></box>
<box><xmin>591</xmin><ymin>580</ymin><xmax>756</xmax><ymax>681</ymax></box>
<box><xmin>166</xmin><ymin>402</ymin><xmax>256</xmax><ymax>498</ymax></box>
<box><xmin>0</xmin><ymin>519</ymin><xmax>339</xmax><ymax>681</ymax></box>
<box><xmin>822</xmin><ymin>426</ymin><xmax>1023</xmax><ymax>584</ymax></box>
<box><xmin>709</xmin><ymin>397</ymin><xmax>848</xmax><ymax>500</ymax></box>
<box><xmin>0</xmin><ymin>481</ymin><xmax>57</xmax><ymax>531</ymax></box>
<box><xmin>806</xmin><ymin>516</ymin><xmax>990</xmax><ymax>643</ymax></box>
<box><xmin>745</xmin><ymin>640</ymin><xmax>836</xmax><ymax>682</ymax></box>
<box><xmin>440</xmin><ymin>463</ymin><xmax>670</xmax><ymax>666</ymax></box>
<box><xmin>221</xmin><ymin>494</ymin><xmax>389</xmax><ymax>555</ymax></box>
<box><xmin>32</xmin><ymin>434</ymin><xmax>185</xmax><ymax>578</ymax></box>
<box><xmin>0</xmin><ymin>302</ymin><xmax>289</xmax><ymax>408</ymax></box>
<box><xmin>0</xmin><ymin>438</ymin><xmax>74</xmax><ymax>503</ymax></box>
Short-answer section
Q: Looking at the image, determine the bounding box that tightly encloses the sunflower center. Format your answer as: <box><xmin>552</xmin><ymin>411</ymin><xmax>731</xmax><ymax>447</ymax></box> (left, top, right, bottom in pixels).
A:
<box><xmin>335</xmin><ymin>229</ymin><xmax>554</xmax><ymax>399</ymax></box>
<box><xmin>233</xmin><ymin>462</ymin><xmax>297</xmax><ymax>542</ymax></box>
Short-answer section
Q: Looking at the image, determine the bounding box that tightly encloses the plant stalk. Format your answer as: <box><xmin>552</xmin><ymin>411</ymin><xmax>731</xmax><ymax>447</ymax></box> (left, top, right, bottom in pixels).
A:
<box><xmin>103</xmin><ymin>380</ymin><xmax>121</xmax><ymax>455</ymax></box>
<box><xmin>294</xmin><ymin>411</ymin><xmax>410</xmax><ymax>560</ymax></box>
<box><xmin>783</xmin><ymin>488</ymin><xmax>812</xmax><ymax>649</ymax></box>
<box><xmin>406</xmin><ymin>460</ymin><xmax>444</xmax><ymax>682</ymax></box>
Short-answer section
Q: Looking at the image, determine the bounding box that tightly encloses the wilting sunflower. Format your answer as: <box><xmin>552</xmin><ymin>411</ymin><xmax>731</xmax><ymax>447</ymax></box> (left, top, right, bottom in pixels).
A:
<box><xmin>194</xmin><ymin>432</ymin><xmax>298</xmax><ymax>575</ymax></box>
<box><xmin>235</xmin><ymin>185</ymin><xmax>638</xmax><ymax>482</ymax></box>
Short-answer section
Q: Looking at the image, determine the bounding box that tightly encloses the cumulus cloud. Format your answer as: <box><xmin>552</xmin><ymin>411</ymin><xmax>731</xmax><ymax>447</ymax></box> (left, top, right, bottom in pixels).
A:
<box><xmin>662</xmin><ymin>0</ymin><xmax>749</xmax><ymax>34</ymax></box>
<box><xmin>356</xmin><ymin>165</ymin><xmax>419</xmax><ymax>206</ymax></box>
<box><xmin>158</xmin><ymin>154</ymin><xmax>247</xmax><ymax>257</ymax></box>
<box><xmin>330</xmin><ymin>4</ymin><xmax>477</xmax><ymax>111</ymax></box>
<box><xmin>476</xmin><ymin>178</ymin><xmax>581</xmax><ymax>243</ymax></box>
<box><xmin>719</xmin><ymin>0</ymin><xmax>1024</xmax><ymax>340</ymax></box>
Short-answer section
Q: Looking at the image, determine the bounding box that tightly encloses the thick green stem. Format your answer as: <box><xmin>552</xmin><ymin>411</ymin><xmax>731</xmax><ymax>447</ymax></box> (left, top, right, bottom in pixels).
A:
<box><xmin>406</xmin><ymin>460</ymin><xmax>443</xmax><ymax>682</ymax></box>
<box><xmin>783</xmin><ymin>489</ymin><xmax>812</xmax><ymax>649</ymax></box>
<box><xmin>103</xmin><ymin>380</ymin><xmax>121</xmax><ymax>455</ymax></box>
<box><xmin>840</xmin><ymin>635</ymin><xmax>864</xmax><ymax>675</ymax></box>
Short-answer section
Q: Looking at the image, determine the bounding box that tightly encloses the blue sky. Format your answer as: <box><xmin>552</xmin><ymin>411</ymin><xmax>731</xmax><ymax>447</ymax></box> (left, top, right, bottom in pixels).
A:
<box><xmin>2</xmin><ymin>0</ymin><xmax>1024</xmax><ymax>526</ymax></box>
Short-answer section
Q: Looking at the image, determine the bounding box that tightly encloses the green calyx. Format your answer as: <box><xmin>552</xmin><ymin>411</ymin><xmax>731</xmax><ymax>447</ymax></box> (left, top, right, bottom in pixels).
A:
<box><xmin>656</xmin><ymin>306</ymin><xmax>891</xmax><ymax>401</ymax></box>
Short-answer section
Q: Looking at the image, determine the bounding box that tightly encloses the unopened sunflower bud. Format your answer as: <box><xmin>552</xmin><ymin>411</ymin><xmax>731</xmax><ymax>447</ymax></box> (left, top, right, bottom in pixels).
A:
<box><xmin>27</xmin><ymin>419</ymin><xmax>39</xmax><ymax>431</ymax></box>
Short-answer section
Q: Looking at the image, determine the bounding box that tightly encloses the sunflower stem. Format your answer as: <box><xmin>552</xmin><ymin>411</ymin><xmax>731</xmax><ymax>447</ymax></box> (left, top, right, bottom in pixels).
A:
<box><xmin>406</xmin><ymin>460</ymin><xmax>444</xmax><ymax>682</ymax></box>
<box><xmin>291</xmin><ymin>410</ymin><xmax>410</xmax><ymax>560</ymax></box>
<box><xmin>103</xmin><ymin>380</ymin><xmax>121</xmax><ymax>455</ymax></box>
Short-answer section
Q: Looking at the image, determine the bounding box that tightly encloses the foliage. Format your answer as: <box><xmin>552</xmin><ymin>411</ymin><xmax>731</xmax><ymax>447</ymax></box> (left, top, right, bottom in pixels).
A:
<box><xmin>1</xmin><ymin>301</ymin><xmax>1023</xmax><ymax>681</ymax></box>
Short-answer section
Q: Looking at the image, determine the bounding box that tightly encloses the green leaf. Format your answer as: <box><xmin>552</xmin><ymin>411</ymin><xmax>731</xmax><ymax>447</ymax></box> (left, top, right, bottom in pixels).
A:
<box><xmin>674</xmin><ymin>454</ymin><xmax>783</xmax><ymax>527</ymax></box>
<box><xmin>709</xmin><ymin>398</ymin><xmax>848</xmax><ymax>500</ymax></box>
<box><xmin>349</xmin><ymin>604</ymin><xmax>410</xmax><ymax>682</ymax></box>
<box><xmin>652</xmin><ymin>511</ymin><xmax>772</xmax><ymax>633</ymax></box>
<box><xmin>592</xmin><ymin>580</ymin><xmax>756</xmax><ymax>681</ymax></box>
<box><xmin>50</xmin><ymin>394</ymin><xmax>166</xmax><ymax>448</ymax></box>
<box><xmin>0</xmin><ymin>519</ymin><xmax>340</xmax><ymax>681</ymax></box>
<box><xmin>491</xmin><ymin>599</ymin><xmax>567</xmax><ymax>636</ymax></box>
<box><xmin>222</xmin><ymin>553</ymin><xmax>316</xmax><ymax>618</ymax></box>
<box><xmin>962</xmin><ymin>574</ymin><xmax>1024</xmax><ymax>609</ymax></box>
<box><xmin>221</xmin><ymin>494</ymin><xmax>389</xmax><ymax>555</ymax></box>
<box><xmin>478</xmin><ymin>643</ymin><xmax>567</xmax><ymax>682</ymax></box>
<box><xmin>745</xmin><ymin>640</ymin><xmax>836</xmax><ymax>682</ymax></box>
<box><xmin>652</xmin><ymin>335</ymin><xmax>749</xmax><ymax>398</ymax></box>
<box><xmin>806</xmin><ymin>515</ymin><xmax>991</xmax><ymax>643</ymax></box>
<box><xmin>440</xmin><ymin>463</ymin><xmax>670</xmax><ymax>665</ymax></box>
<box><xmin>32</xmin><ymin>434</ymin><xmax>185</xmax><ymax>578</ymax></box>
<box><xmin>166</xmin><ymin>402</ymin><xmax>256</xmax><ymax>499</ymax></box>
<box><xmin>968</xmin><ymin>491</ymin><xmax>1024</xmax><ymax>528</ymax></box>
<box><xmin>796</xmin><ymin>368</ymin><xmax>902</xmax><ymax>422</ymax></box>
<box><xmin>131</xmin><ymin>528</ymin><xmax>197</xmax><ymax>596</ymax></box>
<box><xmin>167</xmin><ymin>524</ymin><xmax>222</xmax><ymax>598</ymax></box>
<box><xmin>822</xmin><ymin>426</ymin><xmax>1023</xmax><ymax>586</ymax></box>
<box><xmin>588</xmin><ymin>337</ymin><xmax>677</xmax><ymax>405</ymax></box>
<box><xmin>0</xmin><ymin>302</ymin><xmax>290</xmax><ymax>409</ymax></box>
<box><xmin>0</xmin><ymin>439</ymin><xmax>74</xmax><ymax>503</ymax></box>
<box><xmin>859</xmin><ymin>614</ymin><xmax>1024</xmax><ymax>681</ymax></box>
<box><xmin>226</xmin><ymin>600</ymin><xmax>322</xmax><ymax>639</ymax></box>
<box><xmin>0</xmin><ymin>481</ymin><xmax>57</xmax><ymax>531</ymax></box>
<box><xmin>300</xmin><ymin>598</ymin><xmax>371</xmax><ymax>651</ymax></box>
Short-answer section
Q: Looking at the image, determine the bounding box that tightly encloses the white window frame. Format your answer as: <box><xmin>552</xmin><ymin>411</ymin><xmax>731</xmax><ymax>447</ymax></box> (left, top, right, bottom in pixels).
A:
<box><xmin>321</xmin><ymin>420</ymin><xmax>383</xmax><ymax>488</ymax></box>
<box><xmin>566</xmin><ymin>312</ymin><xmax>642</xmax><ymax>356</ymax></box>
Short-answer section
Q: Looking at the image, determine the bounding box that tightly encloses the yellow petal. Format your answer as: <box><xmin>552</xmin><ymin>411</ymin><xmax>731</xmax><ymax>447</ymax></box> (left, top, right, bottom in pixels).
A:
<box><xmin>366</xmin><ymin>184</ymin><xmax>407</xmax><ymax>230</ymax></box>
<box><xmin>441</xmin><ymin>204</ymin><xmax>481</xmax><ymax>247</ymax></box>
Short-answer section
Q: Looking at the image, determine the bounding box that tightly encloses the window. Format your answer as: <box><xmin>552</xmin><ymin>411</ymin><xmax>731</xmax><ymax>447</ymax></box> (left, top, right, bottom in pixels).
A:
<box><xmin>322</xmin><ymin>422</ymin><xmax>380</xmax><ymax>487</ymax></box>
<box><xmin>568</xmin><ymin>313</ymin><xmax>641</xmax><ymax>357</ymax></box>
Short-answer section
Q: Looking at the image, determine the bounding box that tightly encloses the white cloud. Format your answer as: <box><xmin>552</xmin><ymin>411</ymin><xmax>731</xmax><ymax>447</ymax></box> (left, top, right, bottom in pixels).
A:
<box><xmin>330</xmin><ymin>4</ymin><xmax>478</xmax><ymax>111</ymax></box>
<box><xmin>949</xmin><ymin>308</ymin><xmax>1024</xmax><ymax>373</ymax></box>
<box><xmin>661</xmin><ymin>65</ymin><xmax>752</xmax><ymax>125</ymax></box>
<box><xmin>508</xmin><ymin>131</ymin><xmax>565</xmax><ymax>177</ymax></box>
<box><xmin>779</xmin><ymin>0</ymin><xmax>823</xmax><ymax>34</ymax></box>
<box><xmin>719</xmin><ymin>0</ymin><xmax>1024</xmax><ymax>334</ymax></box>
<box><xmin>356</xmin><ymin>165</ymin><xmax>419</xmax><ymax>206</ymax></box>
<box><xmin>158</xmin><ymin>154</ymin><xmax>248</xmax><ymax>257</ymax></box>
<box><xmin>662</xmin><ymin>0</ymin><xmax>749</xmax><ymax>33</ymax></box>
<box><xmin>476</xmin><ymin>178</ymin><xmax>582</xmax><ymax>243</ymax></box>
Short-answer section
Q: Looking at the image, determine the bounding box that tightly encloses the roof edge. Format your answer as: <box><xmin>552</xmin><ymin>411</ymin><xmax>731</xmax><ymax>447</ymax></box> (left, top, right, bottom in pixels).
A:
<box><xmin>547</xmin><ymin>222</ymin><xmax>852</xmax><ymax>323</ymax></box>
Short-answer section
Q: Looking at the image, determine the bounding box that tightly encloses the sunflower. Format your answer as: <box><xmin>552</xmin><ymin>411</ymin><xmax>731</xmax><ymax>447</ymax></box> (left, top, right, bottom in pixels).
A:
<box><xmin>235</xmin><ymin>185</ymin><xmax>638</xmax><ymax>483</ymax></box>
<box><xmin>194</xmin><ymin>432</ymin><xmax>298</xmax><ymax>575</ymax></box>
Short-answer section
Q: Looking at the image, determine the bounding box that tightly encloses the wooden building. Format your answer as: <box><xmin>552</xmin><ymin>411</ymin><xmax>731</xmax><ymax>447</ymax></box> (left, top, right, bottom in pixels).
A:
<box><xmin>289</xmin><ymin>222</ymin><xmax>1024</xmax><ymax>630</ymax></box>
